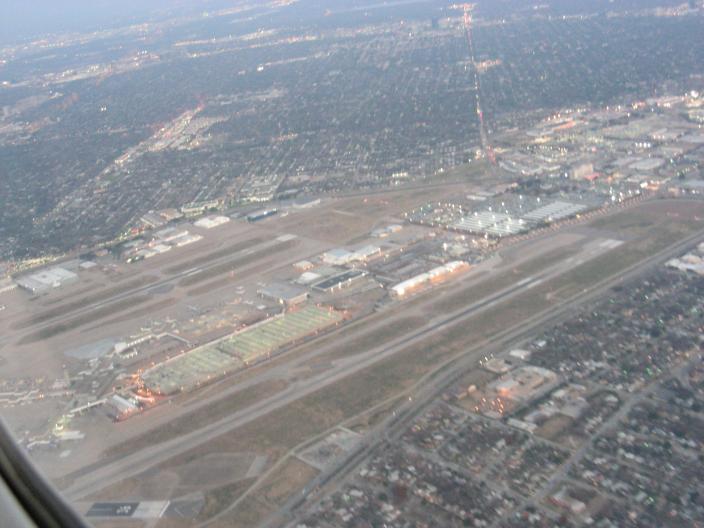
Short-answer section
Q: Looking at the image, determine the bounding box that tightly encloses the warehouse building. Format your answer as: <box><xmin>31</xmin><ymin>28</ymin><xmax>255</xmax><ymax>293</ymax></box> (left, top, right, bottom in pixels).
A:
<box><xmin>16</xmin><ymin>267</ymin><xmax>79</xmax><ymax>294</ymax></box>
<box><xmin>106</xmin><ymin>394</ymin><xmax>140</xmax><ymax>422</ymax></box>
<box><xmin>391</xmin><ymin>261</ymin><xmax>469</xmax><ymax>298</ymax></box>
<box><xmin>322</xmin><ymin>248</ymin><xmax>355</xmax><ymax>265</ymax></box>
<box><xmin>322</xmin><ymin>245</ymin><xmax>381</xmax><ymax>265</ymax></box>
<box><xmin>487</xmin><ymin>366</ymin><xmax>559</xmax><ymax>404</ymax></box>
<box><xmin>246</xmin><ymin>208</ymin><xmax>278</xmax><ymax>222</ymax></box>
<box><xmin>452</xmin><ymin>212</ymin><xmax>527</xmax><ymax>237</ymax></box>
<box><xmin>141</xmin><ymin>212</ymin><xmax>167</xmax><ymax>228</ymax></box>
<box><xmin>351</xmin><ymin>244</ymin><xmax>381</xmax><ymax>261</ymax></box>
<box><xmin>172</xmin><ymin>233</ymin><xmax>203</xmax><ymax>247</ymax></box>
<box><xmin>194</xmin><ymin>215</ymin><xmax>231</xmax><ymax>229</ymax></box>
<box><xmin>294</xmin><ymin>260</ymin><xmax>314</xmax><ymax>271</ymax></box>
<box><xmin>297</xmin><ymin>271</ymin><xmax>322</xmax><ymax>285</ymax></box>
<box><xmin>313</xmin><ymin>269</ymin><xmax>367</xmax><ymax>292</ymax></box>
<box><xmin>522</xmin><ymin>200</ymin><xmax>587</xmax><ymax>223</ymax></box>
<box><xmin>258</xmin><ymin>281</ymin><xmax>309</xmax><ymax>305</ymax></box>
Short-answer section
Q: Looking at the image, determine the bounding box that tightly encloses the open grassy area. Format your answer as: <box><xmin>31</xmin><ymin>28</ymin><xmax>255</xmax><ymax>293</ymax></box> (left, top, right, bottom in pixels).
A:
<box><xmin>428</xmin><ymin>244</ymin><xmax>581</xmax><ymax>314</ymax></box>
<box><xmin>83</xmin><ymin>476</ymin><xmax>142</xmax><ymax>502</ymax></box>
<box><xmin>197</xmin><ymin>478</ymin><xmax>257</xmax><ymax>521</ymax></box>
<box><xmin>536</xmin><ymin>414</ymin><xmax>574</xmax><ymax>441</ymax></box>
<box><xmin>208</xmin><ymin>495</ymin><xmax>273</xmax><ymax>528</ymax></box>
<box><xmin>186</xmin><ymin>277</ymin><xmax>241</xmax><ymax>297</ymax></box>
<box><xmin>313</xmin><ymin>316</ymin><xmax>426</xmax><ymax>364</ymax></box>
<box><xmin>550</xmin><ymin>200</ymin><xmax>704</xmax><ymax>299</ymax></box>
<box><xmin>256</xmin><ymin>458</ymin><xmax>318</xmax><ymax>506</ymax></box>
<box><xmin>346</xmin><ymin>394</ymin><xmax>407</xmax><ymax>434</ymax></box>
<box><xmin>109</xmin><ymin>379</ymin><xmax>289</xmax><ymax>457</ymax></box>
<box><xmin>206</xmin><ymin>458</ymin><xmax>318</xmax><ymax>528</ymax></box>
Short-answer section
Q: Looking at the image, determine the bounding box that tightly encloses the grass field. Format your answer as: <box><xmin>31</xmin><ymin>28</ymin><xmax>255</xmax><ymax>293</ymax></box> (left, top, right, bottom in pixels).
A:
<box><xmin>549</xmin><ymin>200</ymin><xmax>704</xmax><ymax>299</ymax></box>
<box><xmin>185</xmin><ymin>275</ymin><xmax>254</xmax><ymax>297</ymax></box>
<box><xmin>206</xmin><ymin>458</ymin><xmax>318</xmax><ymax>528</ymax></box>
<box><xmin>312</xmin><ymin>316</ymin><xmax>426</xmax><ymax>364</ymax></box>
<box><xmin>197</xmin><ymin>478</ymin><xmax>257</xmax><ymax>521</ymax></box>
<box><xmin>535</xmin><ymin>414</ymin><xmax>574</xmax><ymax>440</ymax></box>
<box><xmin>109</xmin><ymin>379</ymin><xmax>288</xmax><ymax>456</ymax></box>
<box><xmin>427</xmin><ymin>244</ymin><xmax>581</xmax><ymax>314</ymax></box>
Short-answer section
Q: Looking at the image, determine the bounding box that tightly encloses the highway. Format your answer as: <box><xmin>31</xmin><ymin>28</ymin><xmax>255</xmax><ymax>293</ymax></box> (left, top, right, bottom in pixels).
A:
<box><xmin>269</xmin><ymin>225</ymin><xmax>704</xmax><ymax>527</ymax></box>
<box><xmin>65</xmin><ymin>223</ymin><xmax>704</xmax><ymax>515</ymax></box>
<box><xmin>61</xmin><ymin>235</ymin><xmax>602</xmax><ymax>501</ymax></box>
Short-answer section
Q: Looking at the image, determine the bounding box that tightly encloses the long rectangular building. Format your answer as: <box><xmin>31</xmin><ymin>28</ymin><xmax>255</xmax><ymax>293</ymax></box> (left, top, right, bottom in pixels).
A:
<box><xmin>140</xmin><ymin>305</ymin><xmax>343</xmax><ymax>395</ymax></box>
<box><xmin>391</xmin><ymin>261</ymin><xmax>469</xmax><ymax>298</ymax></box>
<box><xmin>452</xmin><ymin>212</ymin><xmax>526</xmax><ymax>237</ymax></box>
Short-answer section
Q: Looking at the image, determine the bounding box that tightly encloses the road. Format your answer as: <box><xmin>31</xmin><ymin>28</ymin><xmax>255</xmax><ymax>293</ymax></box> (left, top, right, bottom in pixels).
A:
<box><xmin>271</xmin><ymin>224</ymin><xmax>704</xmax><ymax>527</ymax></box>
<box><xmin>528</xmin><ymin>356</ymin><xmax>699</xmax><ymax>503</ymax></box>
<box><xmin>64</xmin><ymin>221</ymin><xmax>704</xmax><ymax>511</ymax></box>
<box><xmin>62</xmin><ymin>234</ymin><xmax>605</xmax><ymax>501</ymax></box>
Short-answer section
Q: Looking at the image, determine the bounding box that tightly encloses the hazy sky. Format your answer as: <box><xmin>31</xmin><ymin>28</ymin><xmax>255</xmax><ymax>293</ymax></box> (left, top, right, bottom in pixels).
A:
<box><xmin>0</xmin><ymin>0</ymin><xmax>229</xmax><ymax>44</ymax></box>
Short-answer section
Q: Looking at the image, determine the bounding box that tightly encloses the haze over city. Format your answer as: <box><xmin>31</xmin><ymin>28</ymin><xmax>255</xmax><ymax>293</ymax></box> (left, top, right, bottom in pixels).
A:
<box><xmin>1</xmin><ymin>0</ymin><xmax>704</xmax><ymax>526</ymax></box>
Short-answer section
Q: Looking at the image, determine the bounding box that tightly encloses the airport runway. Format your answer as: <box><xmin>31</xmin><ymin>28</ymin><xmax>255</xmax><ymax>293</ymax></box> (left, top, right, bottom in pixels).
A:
<box><xmin>265</xmin><ymin>226</ymin><xmax>704</xmax><ymax>527</ymax></box>
<box><xmin>16</xmin><ymin>237</ymin><xmax>289</xmax><ymax>338</ymax></box>
<box><xmin>63</xmin><ymin>227</ymin><xmax>704</xmax><ymax>506</ymax></box>
<box><xmin>61</xmin><ymin>238</ymin><xmax>590</xmax><ymax>501</ymax></box>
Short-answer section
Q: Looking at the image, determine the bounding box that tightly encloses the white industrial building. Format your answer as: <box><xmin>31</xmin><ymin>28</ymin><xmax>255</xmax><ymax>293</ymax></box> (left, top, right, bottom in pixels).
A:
<box><xmin>351</xmin><ymin>245</ymin><xmax>381</xmax><ymax>261</ymax></box>
<box><xmin>391</xmin><ymin>261</ymin><xmax>469</xmax><ymax>298</ymax></box>
<box><xmin>297</xmin><ymin>271</ymin><xmax>322</xmax><ymax>285</ymax></box>
<box><xmin>258</xmin><ymin>281</ymin><xmax>309</xmax><ymax>305</ymax></box>
<box><xmin>16</xmin><ymin>267</ymin><xmax>79</xmax><ymax>294</ymax></box>
<box><xmin>667</xmin><ymin>253</ymin><xmax>704</xmax><ymax>275</ymax></box>
<box><xmin>194</xmin><ymin>215</ymin><xmax>231</xmax><ymax>229</ymax></box>
<box><xmin>294</xmin><ymin>260</ymin><xmax>314</xmax><ymax>271</ymax></box>
<box><xmin>322</xmin><ymin>248</ymin><xmax>355</xmax><ymax>265</ymax></box>
<box><xmin>488</xmin><ymin>365</ymin><xmax>559</xmax><ymax>403</ymax></box>
<box><xmin>322</xmin><ymin>245</ymin><xmax>381</xmax><ymax>265</ymax></box>
<box><xmin>452</xmin><ymin>211</ymin><xmax>526</xmax><ymax>237</ymax></box>
<box><xmin>522</xmin><ymin>200</ymin><xmax>587</xmax><ymax>223</ymax></box>
<box><xmin>107</xmin><ymin>394</ymin><xmax>140</xmax><ymax>421</ymax></box>
<box><xmin>154</xmin><ymin>227</ymin><xmax>190</xmax><ymax>242</ymax></box>
<box><xmin>173</xmin><ymin>233</ymin><xmax>203</xmax><ymax>247</ymax></box>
